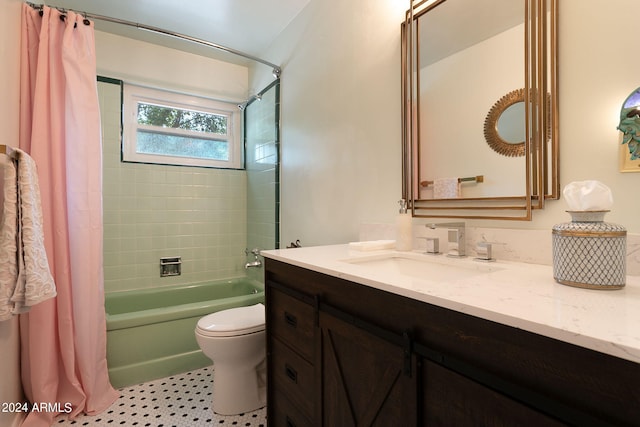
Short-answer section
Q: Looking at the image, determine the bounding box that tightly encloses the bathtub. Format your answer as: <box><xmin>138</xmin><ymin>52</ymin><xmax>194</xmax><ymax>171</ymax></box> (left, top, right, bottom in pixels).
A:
<box><xmin>105</xmin><ymin>278</ymin><xmax>264</xmax><ymax>388</ymax></box>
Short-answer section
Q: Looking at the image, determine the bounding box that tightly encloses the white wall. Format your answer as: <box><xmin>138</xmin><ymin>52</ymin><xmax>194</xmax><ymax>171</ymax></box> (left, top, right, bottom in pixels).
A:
<box><xmin>257</xmin><ymin>0</ymin><xmax>408</xmax><ymax>246</ymax></box>
<box><xmin>532</xmin><ymin>0</ymin><xmax>640</xmax><ymax>232</ymax></box>
<box><xmin>0</xmin><ymin>1</ymin><xmax>26</xmax><ymax>426</ymax></box>
<box><xmin>259</xmin><ymin>0</ymin><xmax>640</xmax><ymax>248</ymax></box>
<box><xmin>95</xmin><ymin>31</ymin><xmax>249</xmax><ymax>102</ymax></box>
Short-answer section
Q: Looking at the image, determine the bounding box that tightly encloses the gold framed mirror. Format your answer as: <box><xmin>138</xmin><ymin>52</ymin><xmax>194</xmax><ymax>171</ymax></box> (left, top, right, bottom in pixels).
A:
<box><xmin>402</xmin><ymin>0</ymin><xmax>558</xmax><ymax>220</ymax></box>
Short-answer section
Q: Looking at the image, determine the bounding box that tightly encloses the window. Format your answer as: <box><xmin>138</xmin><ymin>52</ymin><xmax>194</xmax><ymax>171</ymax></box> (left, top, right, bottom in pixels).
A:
<box><xmin>123</xmin><ymin>84</ymin><xmax>242</xmax><ymax>168</ymax></box>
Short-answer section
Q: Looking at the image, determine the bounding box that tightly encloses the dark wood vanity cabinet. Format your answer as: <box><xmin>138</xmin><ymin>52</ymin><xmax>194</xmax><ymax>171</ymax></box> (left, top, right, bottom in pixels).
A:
<box><xmin>319</xmin><ymin>309</ymin><xmax>418</xmax><ymax>426</ymax></box>
<box><xmin>268</xmin><ymin>286</ymin><xmax>317</xmax><ymax>426</ymax></box>
<box><xmin>265</xmin><ymin>259</ymin><xmax>640</xmax><ymax>427</ymax></box>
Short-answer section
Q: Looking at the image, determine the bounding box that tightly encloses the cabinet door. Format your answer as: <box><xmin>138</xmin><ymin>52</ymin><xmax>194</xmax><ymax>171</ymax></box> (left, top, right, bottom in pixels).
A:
<box><xmin>319</xmin><ymin>311</ymin><xmax>418</xmax><ymax>427</ymax></box>
<box><xmin>421</xmin><ymin>359</ymin><xmax>566</xmax><ymax>427</ymax></box>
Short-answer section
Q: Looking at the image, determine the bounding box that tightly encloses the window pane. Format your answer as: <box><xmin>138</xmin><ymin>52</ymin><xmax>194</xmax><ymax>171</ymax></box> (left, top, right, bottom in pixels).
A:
<box><xmin>136</xmin><ymin>130</ymin><xmax>229</xmax><ymax>161</ymax></box>
<box><xmin>123</xmin><ymin>83</ymin><xmax>241</xmax><ymax>169</ymax></box>
<box><xmin>137</xmin><ymin>103</ymin><xmax>228</xmax><ymax>134</ymax></box>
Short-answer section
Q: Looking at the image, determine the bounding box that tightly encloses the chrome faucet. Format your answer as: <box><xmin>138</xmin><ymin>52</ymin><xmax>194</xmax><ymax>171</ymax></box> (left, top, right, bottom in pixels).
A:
<box><xmin>244</xmin><ymin>248</ymin><xmax>262</xmax><ymax>269</ymax></box>
<box><xmin>426</xmin><ymin>222</ymin><xmax>466</xmax><ymax>258</ymax></box>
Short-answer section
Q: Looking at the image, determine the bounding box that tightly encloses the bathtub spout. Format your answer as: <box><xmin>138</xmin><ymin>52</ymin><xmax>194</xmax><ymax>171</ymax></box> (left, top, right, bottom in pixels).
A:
<box><xmin>244</xmin><ymin>260</ymin><xmax>262</xmax><ymax>269</ymax></box>
<box><xmin>244</xmin><ymin>248</ymin><xmax>262</xmax><ymax>269</ymax></box>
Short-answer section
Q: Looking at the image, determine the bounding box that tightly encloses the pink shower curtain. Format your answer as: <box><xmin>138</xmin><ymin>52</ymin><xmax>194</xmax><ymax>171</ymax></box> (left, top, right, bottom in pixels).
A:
<box><xmin>19</xmin><ymin>4</ymin><xmax>119</xmax><ymax>426</ymax></box>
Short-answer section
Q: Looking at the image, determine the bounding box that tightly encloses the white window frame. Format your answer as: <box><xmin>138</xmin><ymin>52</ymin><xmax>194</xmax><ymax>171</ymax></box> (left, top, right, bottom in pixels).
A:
<box><xmin>122</xmin><ymin>83</ymin><xmax>243</xmax><ymax>169</ymax></box>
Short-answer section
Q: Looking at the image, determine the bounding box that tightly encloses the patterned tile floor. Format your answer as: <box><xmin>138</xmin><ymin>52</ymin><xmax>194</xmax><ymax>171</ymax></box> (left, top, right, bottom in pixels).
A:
<box><xmin>53</xmin><ymin>366</ymin><xmax>267</xmax><ymax>427</ymax></box>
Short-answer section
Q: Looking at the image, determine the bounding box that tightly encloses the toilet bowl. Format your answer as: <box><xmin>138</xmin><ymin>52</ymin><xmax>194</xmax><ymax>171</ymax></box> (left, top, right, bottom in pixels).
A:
<box><xmin>194</xmin><ymin>303</ymin><xmax>266</xmax><ymax>415</ymax></box>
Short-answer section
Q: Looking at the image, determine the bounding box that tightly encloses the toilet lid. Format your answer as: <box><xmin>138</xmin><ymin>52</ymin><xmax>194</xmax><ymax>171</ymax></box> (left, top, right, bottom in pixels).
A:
<box><xmin>196</xmin><ymin>303</ymin><xmax>265</xmax><ymax>337</ymax></box>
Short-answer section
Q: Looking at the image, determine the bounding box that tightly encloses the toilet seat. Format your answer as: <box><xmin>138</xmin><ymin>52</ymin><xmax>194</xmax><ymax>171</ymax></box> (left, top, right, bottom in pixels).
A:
<box><xmin>196</xmin><ymin>303</ymin><xmax>265</xmax><ymax>337</ymax></box>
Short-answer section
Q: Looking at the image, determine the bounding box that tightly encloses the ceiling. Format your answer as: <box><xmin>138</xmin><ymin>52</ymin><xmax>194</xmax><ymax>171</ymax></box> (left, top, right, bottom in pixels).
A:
<box><xmin>418</xmin><ymin>0</ymin><xmax>524</xmax><ymax>67</ymax></box>
<box><xmin>33</xmin><ymin>0</ymin><xmax>311</xmax><ymax>66</ymax></box>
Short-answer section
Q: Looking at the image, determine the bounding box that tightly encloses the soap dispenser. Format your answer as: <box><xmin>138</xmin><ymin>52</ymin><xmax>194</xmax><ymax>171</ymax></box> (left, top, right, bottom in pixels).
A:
<box><xmin>396</xmin><ymin>199</ymin><xmax>412</xmax><ymax>251</ymax></box>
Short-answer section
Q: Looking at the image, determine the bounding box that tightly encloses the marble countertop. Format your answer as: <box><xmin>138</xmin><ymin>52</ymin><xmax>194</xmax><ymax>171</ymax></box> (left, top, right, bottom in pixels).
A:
<box><xmin>262</xmin><ymin>244</ymin><xmax>640</xmax><ymax>364</ymax></box>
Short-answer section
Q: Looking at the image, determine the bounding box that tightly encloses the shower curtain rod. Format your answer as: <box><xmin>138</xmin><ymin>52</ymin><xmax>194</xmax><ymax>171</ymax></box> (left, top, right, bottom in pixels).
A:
<box><xmin>26</xmin><ymin>2</ymin><xmax>282</xmax><ymax>78</ymax></box>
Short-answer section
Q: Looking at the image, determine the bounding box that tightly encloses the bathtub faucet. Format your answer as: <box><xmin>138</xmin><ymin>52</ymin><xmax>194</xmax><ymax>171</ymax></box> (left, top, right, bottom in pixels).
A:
<box><xmin>244</xmin><ymin>248</ymin><xmax>262</xmax><ymax>269</ymax></box>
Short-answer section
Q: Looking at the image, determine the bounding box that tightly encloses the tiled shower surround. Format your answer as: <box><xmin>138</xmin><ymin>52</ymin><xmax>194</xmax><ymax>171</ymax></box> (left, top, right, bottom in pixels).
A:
<box><xmin>98</xmin><ymin>80</ymin><xmax>249</xmax><ymax>293</ymax></box>
<box><xmin>245</xmin><ymin>83</ymin><xmax>279</xmax><ymax>281</ymax></box>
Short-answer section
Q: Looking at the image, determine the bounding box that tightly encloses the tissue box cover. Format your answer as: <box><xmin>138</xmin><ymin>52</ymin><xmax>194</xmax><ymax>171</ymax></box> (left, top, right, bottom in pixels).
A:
<box><xmin>552</xmin><ymin>211</ymin><xmax>626</xmax><ymax>289</ymax></box>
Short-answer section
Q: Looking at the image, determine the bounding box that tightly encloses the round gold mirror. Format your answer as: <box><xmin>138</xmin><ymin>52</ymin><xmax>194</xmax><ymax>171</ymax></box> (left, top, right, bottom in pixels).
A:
<box><xmin>483</xmin><ymin>88</ymin><xmax>526</xmax><ymax>157</ymax></box>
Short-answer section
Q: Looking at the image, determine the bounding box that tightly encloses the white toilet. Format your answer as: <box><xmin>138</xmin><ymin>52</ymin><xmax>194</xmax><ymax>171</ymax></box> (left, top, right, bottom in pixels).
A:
<box><xmin>194</xmin><ymin>303</ymin><xmax>266</xmax><ymax>415</ymax></box>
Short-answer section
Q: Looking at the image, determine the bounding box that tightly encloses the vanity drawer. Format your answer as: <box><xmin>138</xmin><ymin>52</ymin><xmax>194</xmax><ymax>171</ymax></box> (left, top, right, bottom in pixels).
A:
<box><xmin>271</xmin><ymin>337</ymin><xmax>315</xmax><ymax>419</ymax></box>
<box><xmin>271</xmin><ymin>390</ymin><xmax>314</xmax><ymax>427</ymax></box>
<box><xmin>268</xmin><ymin>287</ymin><xmax>315</xmax><ymax>361</ymax></box>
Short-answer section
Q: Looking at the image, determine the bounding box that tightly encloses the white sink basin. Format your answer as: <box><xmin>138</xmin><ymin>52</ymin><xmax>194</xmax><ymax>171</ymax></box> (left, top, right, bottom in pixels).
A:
<box><xmin>341</xmin><ymin>252</ymin><xmax>502</xmax><ymax>283</ymax></box>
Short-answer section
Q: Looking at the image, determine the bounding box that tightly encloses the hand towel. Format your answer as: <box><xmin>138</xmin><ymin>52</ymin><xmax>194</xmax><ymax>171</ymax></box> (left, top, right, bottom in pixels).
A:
<box><xmin>10</xmin><ymin>149</ymin><xmax>56</xmax><ymax>313</ymax></box>
<box><xmin>0</xmin><ymin>157</ymin><xmax>18</xmax><ymax>321</ymax></box>
<box><xmin>433</xmin><ymin>178</ymin><xmax>461</xmax><ymax>199</ymax></box>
